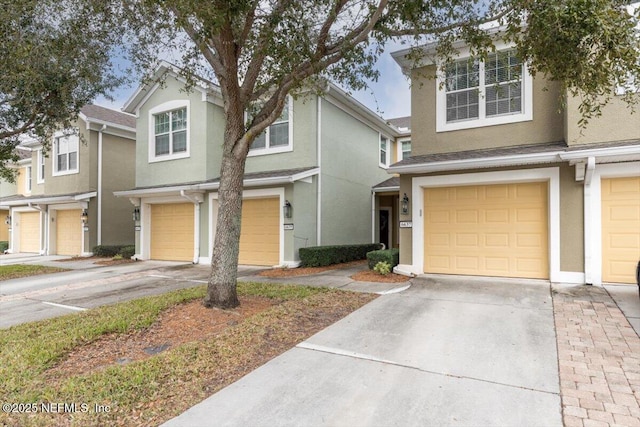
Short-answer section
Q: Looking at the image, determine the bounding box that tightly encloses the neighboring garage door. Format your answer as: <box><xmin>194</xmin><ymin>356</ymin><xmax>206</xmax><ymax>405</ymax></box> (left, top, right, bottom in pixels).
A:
<box><xmin>424</xmin><ymin>182</ymin><xmax>549</xmax><ymax>279</ymax></box>
<box><xmin>56</xmin><ymin>210</ymin><xmax>82</xmax><ymax>256</ymax></box>
<box><xmin>19</xmin><ymin>212</ymin><xmax>40</xmax><ymax>253</ymax></box>
<box><xmin>601</xmin><ymin>176</ymin><xmax>640</xmax><ymax>284</ymax></box>
<box><xmin>150</xmin><ymin>203</ymin><xmax>194</xmax><ymax>262</ymax></box>
<box><xmin>239</xmin><ymin>198</ymin><xmax>279</xmax><ymax>266</ymax></box>
<box><xmin>0</xmin><ymin>209</ymin><xmax>9</xmax><ymax>242</ymax></box>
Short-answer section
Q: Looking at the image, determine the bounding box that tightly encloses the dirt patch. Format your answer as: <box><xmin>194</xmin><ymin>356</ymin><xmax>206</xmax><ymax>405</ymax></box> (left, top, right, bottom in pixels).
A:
<box><xmin>93</xmin><ymin>258</ymin><xmax>136</xmax><ymax>266</ymax></box>
<box><xmin>351</xmin><ymin>270</ymin><xmax>410</xmax><ymax>283</ymax></box>
<box><xmin>55</xmin><ymin>256</ymin><xmax>136</xmax><ymax>266</ymax></box>
<box><xmin>47</xmin><ymin>296</ymin><xmax>275</xmax><ymax>379</ymax></box>
<box><xmin>259</xmin><ymin>259</ymin><xmax>367</xmax><ymax>278</ymax></box>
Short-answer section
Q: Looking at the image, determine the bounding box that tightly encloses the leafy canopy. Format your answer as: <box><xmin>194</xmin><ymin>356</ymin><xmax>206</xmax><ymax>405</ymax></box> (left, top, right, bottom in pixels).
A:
<box><xmin>0</xmin><ymin>0</ymin><xmax>124</xmax><ymax>181</ymax></box>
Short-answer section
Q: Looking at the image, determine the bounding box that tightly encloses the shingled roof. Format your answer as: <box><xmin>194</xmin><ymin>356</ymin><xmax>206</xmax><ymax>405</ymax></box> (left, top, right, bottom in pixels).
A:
<box><xmin>387</xmin><ymin>116</ymin><xmax>411</xmax><ymax>131</ymax></box>
<box><xmin>81</xmin><ymin>104</ymin><xmax>136</xmax><ymax>129</ymax></box>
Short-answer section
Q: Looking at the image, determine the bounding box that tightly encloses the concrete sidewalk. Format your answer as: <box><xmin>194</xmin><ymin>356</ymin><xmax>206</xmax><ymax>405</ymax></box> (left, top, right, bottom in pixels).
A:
<box><xmin>163</xmin><ymin>276</ymin><xmax>562</xmax><ymax>427</ymax></box>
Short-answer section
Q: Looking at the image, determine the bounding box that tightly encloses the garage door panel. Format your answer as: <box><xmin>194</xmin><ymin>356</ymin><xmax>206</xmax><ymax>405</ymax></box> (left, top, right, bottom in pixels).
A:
<box><xmin>424</xmin><ymin>182</ymin><xmax>548</xmax><ymax>279</ymax></box>
<box><xmin>151</xmin><ymin>203</ymin><xmax>194</xmax><ymax>262</ymax></box>
<box><xmin>20</xmin><ymin>212</ymin><xmax>40</xmax><ymax>253</ymax></box>
<box><xmin>238</xmin><ymin>198</ymin><xmax>279</xmax><ymax>266</ymax></box>
<box><xmin>56</xmin><ymin>210</ymin><xmax>82</xmax><ymax>256</ymax></box>
<box><xmin>602</xmin><ymin>177</ymin><xmax>640</xmax><ymax>284</ymax></box>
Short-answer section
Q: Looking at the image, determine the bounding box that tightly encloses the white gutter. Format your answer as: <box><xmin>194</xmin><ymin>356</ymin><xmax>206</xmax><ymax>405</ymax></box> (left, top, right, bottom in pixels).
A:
<box><xmin>2</xmin><ymin>192</ymin><xmax>97</xmax><ymax>207</ymax></box>
<box><xmin>97</xmin><ymin>124</ymin><xmax>106</xmax><ymax>245</ymax></box>
<box><xmin>372</xmin><ymin>186</ymin><xmax>400</xmax><ymax>193</ymax></box>
<box><xmin>388</xmin><ymin>151</ymin><xmax>564</xmax><ymax>174</ymax></box>
<box><xmin>559</xmin><ymin>144</ymin><xmax>640</xmax><ymax>161</ymax></box>
<box><xmin>114</xmin><ymin>184</ymin><xmax>199</xmax><ymax>198</ymax></box>
<box><xmin>583</xmin><ymin>156</ymin><xmax>596</xmax><ymax>285</ymax></box>
<box><xmin>317</xmin><ymin>96</ymin><xmax>322</xmax><ymax>245</ymax></box>
<box><xmin>180</xmin><ymin>190</ymin><xmax>204</xmax><ymax>264</ymax></box>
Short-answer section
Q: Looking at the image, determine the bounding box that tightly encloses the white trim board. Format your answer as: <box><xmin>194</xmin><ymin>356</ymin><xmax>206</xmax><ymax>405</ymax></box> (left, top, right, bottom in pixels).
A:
<box><xmin>586</xmin><ymin>161</ymin><xmax>640</xmax><ymax>286</ymax></box>
<box><xmin>410</xmin><ymin>167</ymin><xmax>565</xmax><ymax>281</ymax></box>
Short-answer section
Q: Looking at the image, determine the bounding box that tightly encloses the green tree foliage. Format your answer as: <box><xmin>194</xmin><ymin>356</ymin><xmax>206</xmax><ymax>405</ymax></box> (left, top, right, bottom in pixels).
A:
<box><xmin>0</xmin><ymin>0</ymin><xmax>124</xmax><ymax>181</ymax></box>
<box><xmin>94</xmin><ymin>0</ymin><xmax>638</xmax><ymax>308</ymax></box>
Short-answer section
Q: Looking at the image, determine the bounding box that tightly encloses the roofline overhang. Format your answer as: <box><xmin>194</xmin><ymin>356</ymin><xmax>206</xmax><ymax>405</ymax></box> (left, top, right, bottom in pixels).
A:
<box><xmin>388</xmin><ymin>151</ymin><xmax>564</xmax><ymax>174</ymax></box>
<box><xmin>1</xmin><ymin>191</ymin><xmax>97</xmax><ymax>207</ymax></box>
<box><xmin>115</xmin><ymin>168</ymin><xmax>320</xmax><ymax>198</ymax></box>
<box><xmin>80</xmin><ymin>113</ymin><xmax>136</xmax><ymax>135</ymax></box>
<box><xmin>558</xmin><ymin>144</ymin><xmax>640</xmax><ymax>162</ymax></box>
<box><xmin>372</xmin><ymin>186</ymin><xmax>400</xmax><ymax>193</ymax></box>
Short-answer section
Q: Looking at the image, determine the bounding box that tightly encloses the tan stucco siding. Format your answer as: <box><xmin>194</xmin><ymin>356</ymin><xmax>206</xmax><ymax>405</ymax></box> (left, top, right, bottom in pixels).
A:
<box><xmin>410</xmin><ymin>66</ymin><xmax>563</xmax><ymax>156</ymax></box>
<box><xmin>564</xmin><ymin>94</ymin><xmax>640</xmax><ymax>145</ymax></box>
<box><xmin>559</xmin><ymin>163</ymin><xmax>584</xmax><ymax>272</ymax></box>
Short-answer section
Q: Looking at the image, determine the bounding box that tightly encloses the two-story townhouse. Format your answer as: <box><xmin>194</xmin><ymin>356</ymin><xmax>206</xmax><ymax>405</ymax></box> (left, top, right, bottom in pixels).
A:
<box><xmin>372</xmin><ymin>116</ymin><xmax>411</xmax><ymax>250</ymax></box>
<box><xmin>0</xmin><ymin>149</ymin><xmax>29</xmax><ymax>246</ymax></box>
<box><xmin>390</xmin><ymin>39</ymin><xmax>640</xmax><ymax>286</ymax></box>
<box><xmin>114</xmin><ymin>62</ymin><xmax>399</xmax><ymax>266</ymax></box>
<box><xmin>0</xmin><ymin>105</ymin><xmax>136</xmax><ymax>256</ymax></box>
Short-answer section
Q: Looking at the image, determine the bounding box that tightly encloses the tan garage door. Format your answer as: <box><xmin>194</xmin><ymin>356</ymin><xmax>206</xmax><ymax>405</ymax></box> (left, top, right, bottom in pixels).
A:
<box><xmin>151</xmin><ymin>203</ymin><xmax>194</xmax><ymax>261</ymax></box>
<box><xmin>19</xmin><ymin>212</ymin><xmax>40</xmax><ymax>253</ymax></box>
<box><xmin>0</xmin><ymin>209</ymin><xmax>9</xmax><ymax>242</ymax></box>
<box><xmin>239</xmin><ymin>198</ymin><xmax>280</xmax><ymax>266</ymax></box>
<box><xmin>602</xmin><ymin>177</ymin><xmax>640</xmax><ymax>284</ymax></box>
<box><xmin>56</xmin><ymin>210</ymin><xmax>82</xmax><ymax>256</ymax></box>
<box><xmin>424</xmin><ymin>182</ymin><xmax>548</xmax><ymax>279</ymax></box>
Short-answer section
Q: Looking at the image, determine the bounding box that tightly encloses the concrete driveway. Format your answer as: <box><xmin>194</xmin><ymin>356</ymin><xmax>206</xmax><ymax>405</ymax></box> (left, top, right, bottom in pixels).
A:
<box><xmin>164</xmin><ymin>276</ymin><xmax>562</xmax><ymax>427</ymax></box>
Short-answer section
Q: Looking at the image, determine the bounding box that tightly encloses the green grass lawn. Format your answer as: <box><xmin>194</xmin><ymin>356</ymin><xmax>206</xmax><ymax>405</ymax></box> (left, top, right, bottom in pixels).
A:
<box><xmin>0</xmin><ymin>264</ymin><xmax>68</xmax><ymax>280</ymax></box>
<box><xmin>0</xmin><ymin>281</ymin><xmax>375</xmax><ymax>426</ymax></box>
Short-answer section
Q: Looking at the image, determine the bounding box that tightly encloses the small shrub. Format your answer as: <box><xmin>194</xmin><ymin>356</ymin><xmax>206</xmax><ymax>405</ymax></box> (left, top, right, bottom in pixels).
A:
<box><xmin>112</xmin><ymin>254</ymin><xmax>123</xmax><ymax>261</ymax></box>
<box><xmin>373</xmin><ymin>261</ymin><xmax>392</xmax><ymax>275</ymax></box>
<box><xmin>367</xmin><ymin>248</ymin><xmax>400</xmax><ymax>270</ymax></box>
<box><xmin>93</xmin><ymin>245</ymin><xmax>123</xmax><ymax>257</ymax></box>
<box><xmin>0</xmin><ymin>241</ymin><xmax>8</xmax><ymax>253</ymax></box>
<box><xmin>299</xmin><ymin>243</ymin><xmax>382</xmax><ymax>267</ymax></box>
<box><xmin>119</xmin><ymin>245</ymin><xmax>135</xmax><ymax>259</ymax></box>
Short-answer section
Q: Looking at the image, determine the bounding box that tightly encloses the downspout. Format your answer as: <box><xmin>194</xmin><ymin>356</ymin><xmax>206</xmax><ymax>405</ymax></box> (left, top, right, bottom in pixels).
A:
<box><xmin>180</xmin><ymin>190</ymin><xmax>202</xmax><ymax>264</ymax></box>
<box><xmin>316</xmin><ymin>95</ymin><xmax>322</xmax><ymax>245</ymax></box>
<box><xmin>583</xmin><ymin>156</ymin><xmax>596</xmax><ymax>285</ymax></box>
<box><xmin>371</xmin><ymin>191</ymin><xmax>375</xmax><ymax>243</ymax></box>
<box><xmin>97</xmin><ymin>124</ymin><xmax>107</xmax><ymax>245</ymax></box>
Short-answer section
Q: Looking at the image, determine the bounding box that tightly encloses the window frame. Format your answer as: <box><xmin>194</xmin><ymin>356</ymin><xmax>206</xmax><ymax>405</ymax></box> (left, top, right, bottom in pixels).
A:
<box><xmin>379</xmin><ymin>135</ymin><xmax>390</xmax><ymax>168</ymax></box>
<box><xmin>436</xmin><ymin>43</ymin><xmax>533</xmax><ymax>133</ymax></box>
<box><xmin>248</xmin><ymin>96</ymin><xmax>294</xmax><ymax>157</ymax></box>
<box><xmin>52</xmin><ymin>133</ymin><xmax>80</xmax><ymax>177</ymax></box>
<box><xmin>25</xmin><ymin>165</ymin><xmax>32</xmax><ymax>194</ymax></box>
<box><xmin>148</xmin><ymin>100</ymin><xmax>190</xmax><ymax>163</ymax></box>
<box><xmin>37</xmin><ymin>149</ymin><xmax>45</xmax><ymax>184</ymax></box>
<box><xmin>397</xmin><ymin>138</ymin><xmax>411</xmax><ymax>161</ymax></box>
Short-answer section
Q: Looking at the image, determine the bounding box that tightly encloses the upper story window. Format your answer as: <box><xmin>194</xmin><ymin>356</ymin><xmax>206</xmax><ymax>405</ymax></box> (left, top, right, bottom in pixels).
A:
<box><xmin>437</xmin><ymin>47</ymin><xmax>533</xmax><ymax>132</ymax></box>
<box><xmin>53</xmin><ymin>134</ymin><xmax>79</xmax><ymax>176</ymax></box>
<box><xmin>37</xmin><ymin>149</ymin><xmax>45</xmax><ymax>183</ymax></box>
<box><xmin>148</xmin><ymin>100</ymin><xmax>190</xmax><ymax>163</ymax></box>
<box><xmin>25</xmin><ymin>166</ymin><xmax>32</xmax><ymax>194</ymax></box>
<box><xmin>248</xmin><ymin>97</ymin><xmax>293</xmax><ymax>156</ymax></box>
<box><xmin>398</xmin><ymin>139</ymin><xmax>411</xmax><ymax>161</ymax></box>
<box><xmin>379</xmin><ymin>136</ymin><xmax>389</xmax><ymax>168</ymax></box>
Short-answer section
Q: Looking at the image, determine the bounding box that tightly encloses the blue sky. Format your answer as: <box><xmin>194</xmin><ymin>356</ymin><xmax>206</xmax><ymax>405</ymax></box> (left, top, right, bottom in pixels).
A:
<box><xmin>94</xmin><ymin>46</ymin><xmax>412</xmax><ymax>120</ymax></box>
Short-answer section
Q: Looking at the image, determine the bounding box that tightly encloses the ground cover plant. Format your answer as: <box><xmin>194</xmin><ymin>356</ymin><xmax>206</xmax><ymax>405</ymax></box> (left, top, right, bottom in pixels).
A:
<box><xmin>0</xmin><ymin>264</ymin><xmax>67</xmax><ymax>280</ymax></box>
<box><xmin>0</xmin><ymin>281</ymin><xmax>376</xmax><ymax>426</ymax></box>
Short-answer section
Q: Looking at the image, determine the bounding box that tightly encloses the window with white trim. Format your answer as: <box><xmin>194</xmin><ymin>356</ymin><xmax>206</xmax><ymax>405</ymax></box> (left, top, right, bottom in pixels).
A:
<box><xmin>437</xmin><ymin>48</ymin><xmax>532</xmax><ymax>132</ymax></box>
<box><xmin>379</xmin><ymin>136</ymin><xmax>389</xmax><ymax>168</ymax></box>
<box><xmin>53</xmin><ymin>134</ymin><xmax>79</xmax><ymax>175</ymax></box>
<box><xmin>249</xmin><ymin>97</ymin><xmax>293</xmax><ymax>155</ymax></box>
<box><xmin>400</xmin><ymin>139</ymin><xmax>411</xmax><ymax>160</ymax></box>
<box><xmin>148</xmin><ymin>100</ymin><xmax>190</xmax><ymax>162</ymax></box>
<box><xmin>25</xmin><ymin>166</ymin><xmax>32</xmax><ymax>193</ymax></box>
<box><xmin>37</xmin><ymin>149</ymin><xmax>45</xmax><ymax>183</ymax></box>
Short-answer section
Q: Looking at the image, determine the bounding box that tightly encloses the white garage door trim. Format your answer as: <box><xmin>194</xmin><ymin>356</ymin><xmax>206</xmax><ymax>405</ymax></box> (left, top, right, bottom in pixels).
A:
<box><xmin>208</xmin><ymin>187</ymin><xmax>286</xmax><ymax>266</ymax></box>
<box><xmin>587</xmin><ymin>161</ymin><xmax>640</xmax><ymax>286</ymax></box>
<box><xmin>410</xmin><ymin>167</ymin><xmax>563</xmax><ymax>282</ymax></box>
<box><xmin>139</xmin><ymin>196</ymin><xmax>200</xmax><ymax>262</ymax></box>
<box><xmin>9</xmin><ymin>207</ymin><xmax>42</xmax><ymax>254</ymax></box>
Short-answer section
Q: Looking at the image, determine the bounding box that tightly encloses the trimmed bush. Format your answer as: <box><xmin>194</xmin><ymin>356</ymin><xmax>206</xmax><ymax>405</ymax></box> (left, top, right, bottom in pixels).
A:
<box><xmin>0</xmin><ymin>241</ymin><xmax>8</xmax><ymax>253</ymax></box>
<box><xmin>93</xmin><ymin>245</ymin><xmax>135</xmax><ymax>258</ymax></box>
<box><xmin>373</xmin><ymin>261</ymin><xmax>392</xmax><ymax>275</ymax></box>
<box><xmin>120</xmin><ymin>245</ymin><xmax>136</xmax><ymax>259</ymax></box>
<box><xmin>299</xmin><ymin>243</ymin><xmax>382</xmax><ymax>267</ymax></box>
<box><xmin>367</xmin><ymin>248</ymin><xmax>400</xmax><ymax>270</ymax></box>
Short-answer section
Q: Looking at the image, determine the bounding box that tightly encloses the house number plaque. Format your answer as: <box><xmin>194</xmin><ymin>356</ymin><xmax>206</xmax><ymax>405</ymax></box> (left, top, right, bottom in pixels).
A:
<box><xmin>283</xmin><ymin>223</ymin><xmax>294</xmax><ymax>230</ymax></box>
<box><xmin>399</xmin><ymin>221</ymin><xmax>412</xmax><ymax>228</ymax></box>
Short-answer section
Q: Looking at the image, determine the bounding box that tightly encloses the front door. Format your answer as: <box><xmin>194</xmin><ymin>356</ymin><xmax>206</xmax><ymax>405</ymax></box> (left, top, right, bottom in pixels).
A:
<box><xmin>379</xmin><ymin>208</ymin><xmax>390</xmax><ymax>249</ymax></box>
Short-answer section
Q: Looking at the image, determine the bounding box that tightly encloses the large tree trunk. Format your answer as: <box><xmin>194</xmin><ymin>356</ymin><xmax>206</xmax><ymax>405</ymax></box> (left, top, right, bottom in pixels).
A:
<box><xmin>203</xmin><ymin>110</ymin><xmax>247</xmax><ymax>309</ymax></box>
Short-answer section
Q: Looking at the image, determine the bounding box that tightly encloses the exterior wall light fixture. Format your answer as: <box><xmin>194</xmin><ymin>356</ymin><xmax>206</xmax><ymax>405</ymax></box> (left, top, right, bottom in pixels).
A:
<box><xmin>401</xmin><ymin>193</ymin><xmax>410</xmax><ymax>215</ymax></box>
<box><xmin>283</xmin><ymin>200</ymin><xmax>292</xmax><ymax>219</ymax></box>
<box><xmin>81</xmin><ymin>209</ymin><xmax>88</xmax><ymax>225</ymax></box>
<box><xmin>133</xmin><ymin>206</ymin><xmax>141</xmax><ymax>222</ymax></box>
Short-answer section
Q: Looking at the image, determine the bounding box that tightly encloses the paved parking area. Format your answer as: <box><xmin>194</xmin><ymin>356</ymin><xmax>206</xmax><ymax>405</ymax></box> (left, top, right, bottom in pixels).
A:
<box><xmin>553</xmin><ymin>284</ymin><xmax>640</xmax><ymax>427</ymax></box>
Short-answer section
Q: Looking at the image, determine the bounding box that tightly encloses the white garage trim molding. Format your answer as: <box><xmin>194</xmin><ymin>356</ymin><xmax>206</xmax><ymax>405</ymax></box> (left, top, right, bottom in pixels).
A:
<box><xmin>404</xmin><ymin>167</ymin><xmax>576</xmax><ymax>283</ymax></box>
<box><xmin>8</xmin><ymin>207</ymin><xmax>43</xmax><ymax>254</ymax></box>
<box><xmin>49</xmin><ymin>203</ymin><xmax>90</xmax><ymax>257</ymax></box>
<box><xmin>586</xmin><ymin>161</ymin><xmax>640</xmax><ymax>286</ymax></box>
<box><xmin>207</xmin><ymin>187</ymin><xmax>288</xmax><ymax>267</ymax></box>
